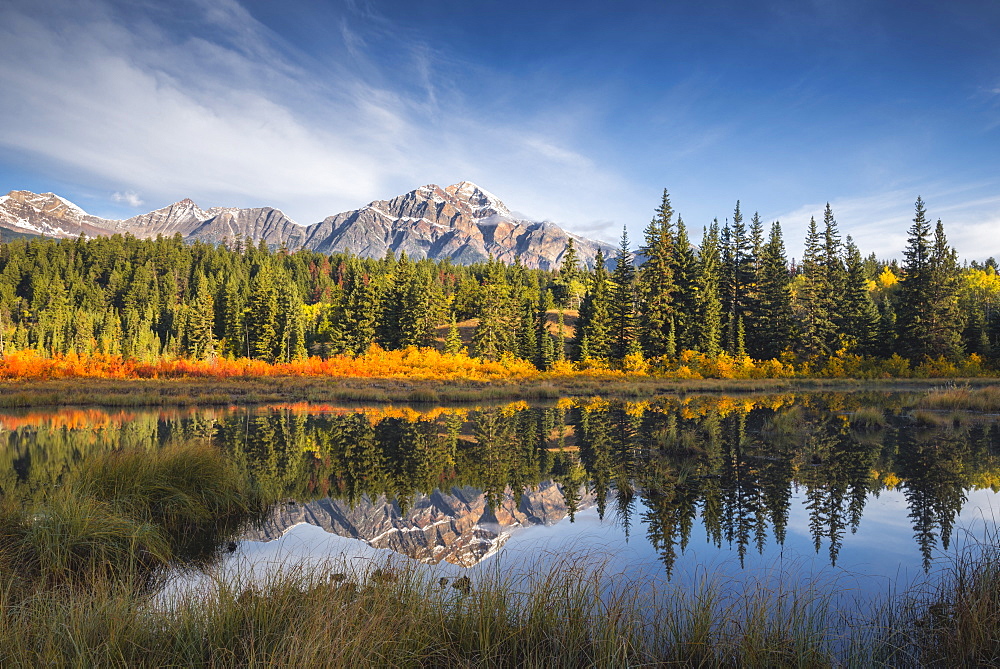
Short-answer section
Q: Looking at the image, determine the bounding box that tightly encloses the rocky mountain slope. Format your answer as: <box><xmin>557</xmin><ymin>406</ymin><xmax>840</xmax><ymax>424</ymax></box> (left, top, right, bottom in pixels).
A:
<box><xmin>0</xmin><ymin>182</ymin><xmax>612</xmax><ymax>269</ymax></box>
<box><xmin>242</xmin><ymin>482</ymin><xmax>594</xmax><ymax>567</ymax></box>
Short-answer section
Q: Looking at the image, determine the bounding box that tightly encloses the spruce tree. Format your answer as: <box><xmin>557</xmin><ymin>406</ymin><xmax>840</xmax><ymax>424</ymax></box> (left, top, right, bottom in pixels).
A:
<box><xmin>221</xmin><ymin>276</ymin><xmax>247</xmax><ymax>357</ymax></box>
<box><xmin>742</xmin><ymin>211</ymin><xmax>765</xmax><ymax>356</ymax></box>
<box><xmin>638</xmin><ymin>189</ymin><xmax>676</xmax><ymax>358</ymax></box>
<box><xmin>186</xmin><ymin>277</ymin><xmax>216</xmax><ymax>359</ymax></box>
<box><xmin>671</xmin><ymin>217</ymin><xmax>700</xmax><ymax>352</ymax></box>
<box><xmin>535</xmin><ymin>290</ymin><xmax>555</xmax><ymax>369</ymax></box>
<box><xmin>896</xmin><ymin>198</ymin><xmax>964</xmax><ymax>360</ymax></box>
<box><xmin>472</xmin><ymin>263</ymin><xmax>517</xmax><ymax>360</ymax></box>
<box><xmin>445</xmin><ymin>313</ymin><xmax>464</xmax><ymax>354</ymax></box>
<box><xmin>794</xmin><ymin>217</ymin><xmax>836</xmax><ymax>359</ymax></box>
<box><xmin>342</xmin><ymin>265</ymin><xmax>377</xmax><ymax>355</ymax></box>
<box><xmin>553</xmin><ymin>238</ymin><xmax>583</xmax><ymax>308</ymax></box>
<box><xmin>841</xmin><ymin>236</ymin><xmax>880</xmax><ymax>355</ymax></box>
<box><xmin>720</xmin><ymin>202</ymin><xmax>753</xmax><ymax>354</ymax></box>
<box><xmin>609</xmin><ymin>226</ymin><xmax>638</xmax><ymax>361</ymax></box>
<box><xmin>696</xmin><ymin>221</ymin><xmax>723</xmax><ymax>357</ymax></box>
<box><xmin>246</xmin><ymin>265</ymin><xmax>278</xmax><ymax>361</ymax></box>
<box><xmin>574</xmin><ymin>249</ymin><xmax>611</xmax><ymax>361</ymax></box>
<box><xmin>275</xmin><ymin>281</ymin><xmax>306</xmax><ymax>362</ymax></box>
<box><xmin>755</xmin><ymin>222</ymin><xmax>793</xmax><ymax>360</ymax></box>
<box><xmin>822</xmin><ymin>203</ymin><xmax>848</xmax><ymax>345</ymax></box>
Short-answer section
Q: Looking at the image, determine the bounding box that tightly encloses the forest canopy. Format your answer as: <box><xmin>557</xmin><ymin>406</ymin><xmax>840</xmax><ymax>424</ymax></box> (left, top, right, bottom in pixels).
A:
<box><xmin>0</xmin><ymin>193</ymin><xmax>996</xmax><ymax>376</ymax></box>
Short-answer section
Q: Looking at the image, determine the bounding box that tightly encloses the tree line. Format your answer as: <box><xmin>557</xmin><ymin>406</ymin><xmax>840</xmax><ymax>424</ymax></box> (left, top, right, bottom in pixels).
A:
<box><xmin>0</xmin><ymin>191</ymin><xmax>997</xmax><ymax>368</ymax></box>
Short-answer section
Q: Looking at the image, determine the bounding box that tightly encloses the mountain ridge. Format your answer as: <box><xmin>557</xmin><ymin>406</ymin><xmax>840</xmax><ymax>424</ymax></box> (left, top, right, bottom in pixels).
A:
<box><xmin>0</xmin><ymin>182</ymin><xmax>614</xmax><ymax>269</ymax></box>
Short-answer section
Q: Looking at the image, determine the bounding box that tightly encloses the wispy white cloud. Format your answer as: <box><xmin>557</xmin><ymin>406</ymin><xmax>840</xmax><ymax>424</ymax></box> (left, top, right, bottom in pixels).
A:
<box><xmin>0</xmin><ymin>0</ymin><xmax>635</xmax><ymax>238</ymax></box>
<box><xmin>111</xmin><ymin>191</ymin><xmax>144</xmax><ymax>207</ymax></box>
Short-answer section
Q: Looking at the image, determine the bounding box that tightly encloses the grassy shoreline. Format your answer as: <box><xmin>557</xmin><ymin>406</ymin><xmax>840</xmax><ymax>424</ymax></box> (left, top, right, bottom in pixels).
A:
<box><xmin>3</xmin><ymin>375</ymin><xmax>1000</xmax><ymax>408</ymax></box>
<box><xmin>3</xmin><ymin>397</ymin><xmax>1000</xmax><ymax>665</ymax></box>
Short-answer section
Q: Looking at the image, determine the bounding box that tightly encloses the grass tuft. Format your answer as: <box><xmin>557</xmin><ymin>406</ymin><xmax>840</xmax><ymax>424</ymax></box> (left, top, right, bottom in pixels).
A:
<box><xmin>850</xmin><ymin>406</ymin><xmax>888</xmax><ymax>430</ymax></box>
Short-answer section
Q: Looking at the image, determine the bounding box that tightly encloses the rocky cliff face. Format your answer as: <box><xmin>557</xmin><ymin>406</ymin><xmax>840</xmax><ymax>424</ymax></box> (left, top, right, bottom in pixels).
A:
<box><xmin>243</xmin><ymin>482</ymin><xmax>594</xmax><ymax>567</ymax></box>
<box><xmin>0</xmin><ymin>182</ymin><xmax>612</xmax><ymax>269</ymax></box>
<box><xmin>0</xmin><ymin>191</ymin><xmax>112</xmax><ymax>238</ymax></box>
<box><xmin>301</xmin><ymin>182</ymin><xmax>611</xmax><ymax>269</ymax></box>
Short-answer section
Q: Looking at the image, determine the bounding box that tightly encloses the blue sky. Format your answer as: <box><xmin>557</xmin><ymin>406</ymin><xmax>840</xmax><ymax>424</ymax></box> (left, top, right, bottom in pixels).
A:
<box><xmin>0</xmin><ymin>0</ymin><xmax>998</xmax><ymax>261</ymax></box>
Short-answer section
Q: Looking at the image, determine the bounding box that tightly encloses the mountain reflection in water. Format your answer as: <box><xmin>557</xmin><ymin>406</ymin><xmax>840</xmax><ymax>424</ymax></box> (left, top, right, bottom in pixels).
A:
<box><xmin>2</xmin><ymin>393</ymin><xmax>999</xmax><ymax>580</ymax></box>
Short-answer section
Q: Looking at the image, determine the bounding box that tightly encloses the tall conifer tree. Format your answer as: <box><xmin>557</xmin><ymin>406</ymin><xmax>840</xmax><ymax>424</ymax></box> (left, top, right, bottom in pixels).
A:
<box><xmin>574</xmin><ymin>249</ymin><xmax>611</xmax><ymax>361</ymax></box>
<box><xmin>609</xmin><ymin>226</ymin><xmax>638</xmax><ymax>361</ymax></box>
<box><xmin>696</xmin><ymin>221</ymin><xmax>723</xmax><ymax>357</ymax></box>
<box><xmin>841</xmin><ymin>236</ymin><xmax>880</xmax><ymax>355</ymax></box>
<box><xmin>672</xmin><ymin>217</ymin><xmax>700</xmax><ymax>352</ymax></box>
<box><xmin>896</xmin><ymin>198</ymin><xmax>964</xmax><ymax>360</ymax></box>
<box><xmin>755</xmin><ymin>222</ymin><xmax>793</xmax><ymax>359</ymax></box>
<box><xmin>794</xmin><ymin>217</ymin><xmax>836</xmax><ymax>359</ymax></box>
<box><xmin>638</xmin><ymin>189</ymin><xmax>677</xmax><ymax>358</ymax></box>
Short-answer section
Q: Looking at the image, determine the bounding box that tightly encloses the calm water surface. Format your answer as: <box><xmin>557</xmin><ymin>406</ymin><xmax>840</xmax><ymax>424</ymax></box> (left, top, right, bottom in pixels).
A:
<box><xmin>3</xmin><ymin>392</ymin><xmax>999</xmax><ymax>598</ymax></box>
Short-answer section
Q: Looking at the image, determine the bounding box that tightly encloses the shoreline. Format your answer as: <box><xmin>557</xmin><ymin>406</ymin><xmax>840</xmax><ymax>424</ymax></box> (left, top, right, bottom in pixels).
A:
<box><xmin>2</xmin><ymin>375</ymin><xmax>997</xmax><ymax>408</ymax></box>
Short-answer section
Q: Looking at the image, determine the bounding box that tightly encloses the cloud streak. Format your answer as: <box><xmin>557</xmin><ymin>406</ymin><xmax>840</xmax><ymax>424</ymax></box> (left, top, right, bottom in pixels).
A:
<box><xmin>0</xmin><ymin>0</ymin><xmax>635</xmax><ymax>237</ymax></box>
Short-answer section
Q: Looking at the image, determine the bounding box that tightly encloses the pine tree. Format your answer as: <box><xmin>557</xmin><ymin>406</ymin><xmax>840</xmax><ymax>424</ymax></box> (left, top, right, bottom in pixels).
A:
<box><xmin>696</xmin><ymin>221</ymin><xmax>723</xmax><ymax>357</ymax></box>
<box><xmin>794</xmin><ymin>217</ymin><xmax>837</xmax><ymax>359</ymax></box>
<box><xmin>841</xmin><ymin>236</ymin><xmax>880</xmax><ymax>355</ymax></box>
<box><xmin>246</xmin><ymin>265</ymin><xmax>278</xmax><ymax>361</ymax></box>
<box><xmin>638</xmin><ymin>189</ymin><xmax>676</xmax><ymax>358</ymax></box>
<box><xmin>574</xmin><ymin>249</ymin><xmax>612</xmax><ymax>361</ymax></box>
<box><xmin>609</xmin><ymin>226</ymin><xmax>638</xmax><ymax>361</ymax></box>
<box><xmin>896</xmin><ymin>198</ymin><xmax>964</xmax><ymax>360</ymax></box>
<box><xmin>671</xmin><ymin>217</ymin><xmax>700</xmax><ymax>352</ymax></box>
<box><xmin>754</xmin><ymin>222</ymin><xmax>793</xmax><ymax>359</ymax></box>
<box><xmin>445</xmin><ymin>313</ymin><xmax>464</xmax><ymax>354</ymax></box>
<box><xmin>535</xmin><ymin>290</ymin><xmax>555</xmax><ymax>369</ymax></box>
<box><xmin>186</xmin><ymin>276</ymin><xmax>216</xmax><ymax>359</ymax></box>
<box><xmin>553</xmin><ymin>238</ymin><xmax>583</xmax><ymax>308</ymax></box>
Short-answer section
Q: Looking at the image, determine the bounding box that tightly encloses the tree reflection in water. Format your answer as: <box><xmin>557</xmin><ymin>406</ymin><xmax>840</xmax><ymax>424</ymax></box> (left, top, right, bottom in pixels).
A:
<box><xmin>2</xmin><ymin>393</ymin><xmax>999</xmax><ymax>576</ymax></box>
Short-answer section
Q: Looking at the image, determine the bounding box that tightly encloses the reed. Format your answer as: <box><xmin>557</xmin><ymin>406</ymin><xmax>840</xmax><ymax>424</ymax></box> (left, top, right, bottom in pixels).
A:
<box><xmin>850</xmin><ymin>406</ymin><xmax>888</xmax><ymax>430</ymax></box>
<box><xmin>917</xmin><ymin>384</ymin><xmax>1000</xmax><ymax>413</ymax></box>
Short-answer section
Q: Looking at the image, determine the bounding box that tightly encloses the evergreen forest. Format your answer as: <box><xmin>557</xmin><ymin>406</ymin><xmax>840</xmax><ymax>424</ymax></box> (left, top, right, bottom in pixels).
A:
<box><xmin>1</xmin><ymin>192</ymin><xmax>997</xmax><ymax>373</ymax></box>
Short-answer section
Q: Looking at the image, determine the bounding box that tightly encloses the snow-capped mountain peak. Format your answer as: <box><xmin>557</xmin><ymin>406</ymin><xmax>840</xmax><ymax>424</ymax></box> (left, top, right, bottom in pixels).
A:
<box><xmin>445</xmin><ymin>181</ymin><xmax>511</xmax><ymax>220</ymax></box>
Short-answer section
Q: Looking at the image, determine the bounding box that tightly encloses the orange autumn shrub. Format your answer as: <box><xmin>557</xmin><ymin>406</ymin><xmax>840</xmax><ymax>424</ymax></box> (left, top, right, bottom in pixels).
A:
<box><xmin>0</xmin><ymin>346</ymin><xmax>540</xmax><ymax>382</ymax></box>
<box><xmin>0</xmin><ymin>347</ymin><xmax>993</xmax><ymax>383</ymax></box>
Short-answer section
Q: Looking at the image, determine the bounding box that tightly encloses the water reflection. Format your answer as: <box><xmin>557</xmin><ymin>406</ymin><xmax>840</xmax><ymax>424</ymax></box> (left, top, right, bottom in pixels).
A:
<box><xmin>2</xmin><ymin>394</ymin><xmax>999</xmax><ymax>578</ymax></box>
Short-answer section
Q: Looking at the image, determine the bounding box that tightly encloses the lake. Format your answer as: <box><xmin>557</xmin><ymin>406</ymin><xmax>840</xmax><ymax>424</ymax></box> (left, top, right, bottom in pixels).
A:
<box><xmin>3</xmin><ymin>391</ymin><xmax>999</xmax><ymax>601</ymax></box>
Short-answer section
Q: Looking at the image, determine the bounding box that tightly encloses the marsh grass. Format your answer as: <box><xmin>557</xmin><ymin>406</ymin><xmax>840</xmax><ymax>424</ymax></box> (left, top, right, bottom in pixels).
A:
<box><xmin>3</xmin><ymin>376</ymin><xmax>995</xmax><ymax>409</ymax></box>
<box><xmin>0</xmin><ymin>492</ymin><xmax>171</xmax><ymax>589</ymax></box>
<box><xmin>0</xmin><ymin>548</ymin><xmax>857</xmax><ymax>668</ymax></box>
<box><xmin>918</xmin><ymin>384</ymin><xmax>1000</xmax><ymax>413</ymax></box>
<box><xmin>0</xmin><ymin>443</ymin><xmax>267</xmax><ymax>599</ymax></box>
<box><xmin>4</xmin><ymin>433</ymin><xmax>1000</xmax><ymax>665</ymax></box>
<box><xmin>912</xmin><ymin>409</ymin><xmax>952</xmax><ymax>428</ymax></box>
<box><xmin>4</xmin><ymin>519</ymin><xmax>1000</xmax><ymax>666</ymax></box>
<box><xmin>74</xmin><ymin>442</ymin><xmax>268</xmax><ymax>562</ymax></box>
<box><xmin>850</xmin><ymin>406</ymin><xmax>889</xmax><ymax>430</ymax></box>
<box><xmin>870</xmin><ymin>525</ymin><xmax>1000</xmax><ymax>667</ymax></box>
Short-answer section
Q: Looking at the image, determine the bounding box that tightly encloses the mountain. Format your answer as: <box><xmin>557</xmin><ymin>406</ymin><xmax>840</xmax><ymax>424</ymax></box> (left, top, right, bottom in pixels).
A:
<box><xmin>0</xmin><ymin>182</ymin><xmax>613</xmax><ymax>269</ymax></box>
<box><xmin>242</xmin><ymin>481</ymin><xmax>594</xmax><ymax>567</ymax></box>
<box><xmin>0</xmin><ymin>190</ymin><xmax>113</xmax><ymax>238</ymax></box>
